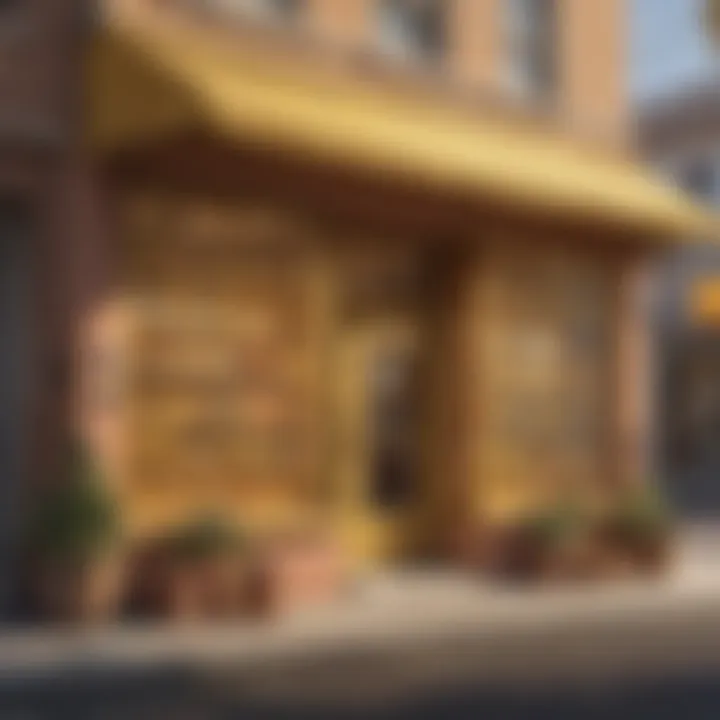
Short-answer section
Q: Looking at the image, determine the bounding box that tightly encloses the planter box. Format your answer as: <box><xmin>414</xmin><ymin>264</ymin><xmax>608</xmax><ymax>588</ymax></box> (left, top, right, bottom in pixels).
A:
<box><xmin>247</xmin><ymin>532</ymin><xmax>346</xmax><ymax>618</ymax></box>
<box><xmin>472</xmin><ymin>525</ymin><xmax>606</xmax><ymax>584</ymax></box>
<box><xmin>128</xmin><ymin>543</ymin><xmax>247</xmax><ymax>621</ymax></box>
<box><xmin>450</xmin><ymin>525</ymin><xmax>506</xmax><ymax>572</ymax></box>
<box><xmin>594</xmin><ymin>523</ymin><xmax>674</xmax><ymax>579</ymax></box>
<box><xmin>36</xmin><ymin>558</ymin><xmax>124</xmax><ymax>625</ymax></box>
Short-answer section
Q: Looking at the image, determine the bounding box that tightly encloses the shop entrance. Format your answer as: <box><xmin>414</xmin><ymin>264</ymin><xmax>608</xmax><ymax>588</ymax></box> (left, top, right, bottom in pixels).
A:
<box><xmin>335</xmin><ymin>250</ymin><xmax>432</xmax><ymax>565</ymax></box>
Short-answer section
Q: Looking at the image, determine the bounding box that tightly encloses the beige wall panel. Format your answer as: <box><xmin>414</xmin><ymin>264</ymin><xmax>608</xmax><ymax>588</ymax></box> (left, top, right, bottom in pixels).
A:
<box><xmin>119</xmin><ymin>194</ymin><xmax>335</xmax><ymax>536</ymax></box>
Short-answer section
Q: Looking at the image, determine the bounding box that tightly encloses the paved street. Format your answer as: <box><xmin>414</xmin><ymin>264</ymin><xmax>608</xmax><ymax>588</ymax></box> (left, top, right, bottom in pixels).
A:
<box><xmin>0</xmin><ymin>652</ymin><xmax>719</xmax><ymax>719</ymax></box>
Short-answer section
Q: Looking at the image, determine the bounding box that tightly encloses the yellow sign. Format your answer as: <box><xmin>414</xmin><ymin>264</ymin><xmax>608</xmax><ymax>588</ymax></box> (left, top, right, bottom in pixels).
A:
<box><xmin>689</xmin><ymin>278</ymin><xmax>720</xmax><ymax>323</ymax></box>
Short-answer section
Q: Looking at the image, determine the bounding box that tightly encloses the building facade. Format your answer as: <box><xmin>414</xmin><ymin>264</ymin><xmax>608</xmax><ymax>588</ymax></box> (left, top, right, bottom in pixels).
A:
<box><xmin>0</xmin><ymin>0</ymin><xmax>708</xmax><ymax>611</ymax></box>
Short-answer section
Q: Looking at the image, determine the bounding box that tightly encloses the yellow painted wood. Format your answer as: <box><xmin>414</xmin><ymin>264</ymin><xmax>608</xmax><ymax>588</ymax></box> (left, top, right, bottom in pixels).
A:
<box><xmin>119</xmin><ymin>193</ymin><xmax>337</xmax><ymax>537</ymax></box>
<box><xmin>91</xmin><ymin>3</ymin><xmax>715</xmax><ymax>237</ymax></box>
<box><xmin>115</xmin><ymin>191</ymin><xmax>626</xmax><ymax>554</ymax></box>
<box><xmin>334</xmin><ymin>316</ymin><xmax>423</xmax><ymax>566</ymax></box>
<box><xmin>471</xmin><ymin>243</ymin><xmax>616</xmax><ymax>522</ymax></box>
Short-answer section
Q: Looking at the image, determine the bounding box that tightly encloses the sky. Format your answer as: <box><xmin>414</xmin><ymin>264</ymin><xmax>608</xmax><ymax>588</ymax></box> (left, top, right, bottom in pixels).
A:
<box><xmin>632</xmin><ymin>0</ymin><xmax>717</xmax><ymax>100</ymax></box>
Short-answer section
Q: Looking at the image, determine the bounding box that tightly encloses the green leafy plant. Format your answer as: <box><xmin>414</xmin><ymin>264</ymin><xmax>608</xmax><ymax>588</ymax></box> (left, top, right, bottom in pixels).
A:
<box><xmin>520</xmin><ymin>501</ymin><xmax>589</xmax><ymax>549</ymax></box>
<box><xmin>165</xmin><ymin>514</ymin><xmax>244</xmax><ymax>562</ymax></box>
<box><xmin>607</xmin><ymin>486</ymin><xmax>673</xmax><ymax>542</ymax></box>
<box><xmin>29</xmin><ymin>443</ymin><xmax>121</xmax><ymax>564</ymax></box>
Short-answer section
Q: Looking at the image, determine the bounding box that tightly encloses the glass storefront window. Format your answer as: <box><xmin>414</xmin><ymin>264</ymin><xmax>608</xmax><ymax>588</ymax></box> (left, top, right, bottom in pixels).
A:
<box><xmin>482</xmin><ymin>249</ymin><xmax>612</xmax><ymax>505</ymax></box>
<box><xmin>367</xmin><ymin>345</ymin><xmax>419</xmax><ymax>510</ymax></box>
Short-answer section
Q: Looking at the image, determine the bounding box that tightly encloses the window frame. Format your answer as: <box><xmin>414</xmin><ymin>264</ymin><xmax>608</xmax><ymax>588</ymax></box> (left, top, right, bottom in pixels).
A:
<box><xmin>504</xmin><ymin>0</ymin><xmax>559</xmax><ymax>105</ymax></box>
<box><xmin>375</xmin><ymin>0</ymin><xmax>448</xmax><ymax>68</ymax></box>
<box><xmin>197</xmin><ymin>0</ymin><xmax>304</xmax><ymax>27</ymax></box>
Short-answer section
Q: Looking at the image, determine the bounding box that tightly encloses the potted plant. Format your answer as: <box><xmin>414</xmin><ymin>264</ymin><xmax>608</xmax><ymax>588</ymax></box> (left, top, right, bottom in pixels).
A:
<box><xmin>151</xmin><ymin>513</ymin><xmax>246</xmax><ymax>621</ymax></box>
<box><xmin>601</xmin><ymin>487</ymin><xmax>674</xmax><ymax>577</ymax></box>
<box><xmin>29</xmin><ymin>444</ymin><xmax>123</xmax><ymax>624</ymax></box>
<box><xmin>509</xmin><ymin>502</ymin><xmax>593</xmax><ymax>582</ymax></box>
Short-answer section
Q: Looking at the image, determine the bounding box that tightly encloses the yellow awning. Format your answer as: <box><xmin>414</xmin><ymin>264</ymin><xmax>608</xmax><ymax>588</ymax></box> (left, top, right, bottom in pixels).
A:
<box><xmin>90</xmin><ymin>11</ymin><xmax>716</xmax><ymax>238</ymax></box>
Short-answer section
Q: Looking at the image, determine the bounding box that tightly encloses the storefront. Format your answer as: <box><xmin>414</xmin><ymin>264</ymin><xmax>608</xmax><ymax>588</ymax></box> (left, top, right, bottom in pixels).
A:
<box><xmin>85</xmin><ymin>8</ymin><xmax>713</xmax><ymax>567</ymax></box>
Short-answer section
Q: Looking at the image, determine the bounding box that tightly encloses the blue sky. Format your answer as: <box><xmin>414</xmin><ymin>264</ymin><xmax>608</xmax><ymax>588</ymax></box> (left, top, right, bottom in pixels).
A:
<box><xmin>632</xmin><ymin>0</ymin><xmax>717</xmax><ymax>100</ymax></box>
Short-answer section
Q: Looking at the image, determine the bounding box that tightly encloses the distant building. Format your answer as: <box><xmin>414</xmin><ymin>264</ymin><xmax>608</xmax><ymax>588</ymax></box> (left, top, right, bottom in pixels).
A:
<box><xmin>640</xmin><ymin>78</ymin><xmax>720</xmax><ymax>517</ymax></box>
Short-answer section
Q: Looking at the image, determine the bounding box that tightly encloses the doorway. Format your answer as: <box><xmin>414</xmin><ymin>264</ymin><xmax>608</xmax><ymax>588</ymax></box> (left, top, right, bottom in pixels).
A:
<box><xmin>335</xmin><ymin>251</ymin><xmax>431</xmax><ymax>565</ymax></box>
<box><xmin>0</xmin><ymin>202</ymin><xmax>34</xmax><ymax>616</ymax></box>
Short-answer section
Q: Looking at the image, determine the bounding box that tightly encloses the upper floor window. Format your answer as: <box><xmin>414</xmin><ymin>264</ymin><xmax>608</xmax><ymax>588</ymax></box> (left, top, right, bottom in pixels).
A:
<box><xmin>205</xmin><ymin>0</ymin><xmax>303</xmax><ymax>25</ymax></box>
<box><xmin>505</xmin><ymin>0</ymin><xmax>557</xmax><ymax>104</ymax></box>
<box><xmin>376</xmin><ymin>0</ymin><xmax>446</xmax><ymax>66</ymax></box>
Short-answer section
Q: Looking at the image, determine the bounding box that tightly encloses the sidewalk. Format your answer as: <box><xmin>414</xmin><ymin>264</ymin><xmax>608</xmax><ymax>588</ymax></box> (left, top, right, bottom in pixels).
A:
<box><xmin>2</xmin><ymin>550</ymin><xmax>720</xmax><ymax>698</ymax></box>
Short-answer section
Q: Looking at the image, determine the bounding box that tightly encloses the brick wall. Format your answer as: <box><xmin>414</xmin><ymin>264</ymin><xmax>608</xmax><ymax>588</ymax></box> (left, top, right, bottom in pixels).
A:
<box><xmin>0</xmin><ymin>0</ymin><xmax>91</xmax><ymax>614</ymax></box>
<box><xmin>0</xmin><ymin>0</ymin><xmax>90</xmax><ymax>488</ymax></box>
<box><xmin>0</xmin><ymin>0</ymin><xmax>87</xmax><ymax>145</ymax></box>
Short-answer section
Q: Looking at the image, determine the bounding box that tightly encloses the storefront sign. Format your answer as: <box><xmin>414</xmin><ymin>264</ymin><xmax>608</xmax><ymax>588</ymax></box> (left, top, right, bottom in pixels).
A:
<box><xmin>689</xmin><ymin>278</ymin><xmax>720</xmax><ymax>325</ymax></box>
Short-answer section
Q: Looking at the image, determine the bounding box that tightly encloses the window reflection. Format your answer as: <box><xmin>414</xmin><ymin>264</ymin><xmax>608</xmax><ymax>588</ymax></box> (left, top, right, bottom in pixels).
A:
<box><xmin>190</xmin><ymin>0</ymin><xmax>302</xmax><ymax>24</ymax></box>
<box><xmin>505</xmin><ymin>0</ymin><xmax>557</xmax><ymax>103</ymax></box>
<box><xmin>368</xmin><ymin>346</ymin><xmax>419</xmax><ymax>510</ymax></box>
<box><xmin>377</xmin><ymin>0</ymin><xmax>446</xmax><ymax>66</ymax></box>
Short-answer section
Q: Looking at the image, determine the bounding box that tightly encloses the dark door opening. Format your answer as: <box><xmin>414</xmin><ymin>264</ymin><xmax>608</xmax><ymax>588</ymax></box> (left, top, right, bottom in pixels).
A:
<box><xmin>368</xmin><ymin>341</ymin><xmax>421</xmax><ymax>512</ymax></box>
<box><xmin>0</xmin><ymin>202</ymin><xmax>34</xmax><ymax>617</ymax></box>
<box><xmin>662</xmin><ymin>335</ymin><xmax>720</xmax><ymax>519</ymax></box>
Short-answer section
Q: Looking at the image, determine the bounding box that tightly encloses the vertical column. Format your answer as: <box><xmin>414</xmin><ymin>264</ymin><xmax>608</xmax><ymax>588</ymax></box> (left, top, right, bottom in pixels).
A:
<box><xmin>307</xmin><ymin>0</ymin><xmax>370</xmax><ymax>49</ymax></box>
<box><xmin>559</xmin><ymin>0</ymin><xmax>629</xmax><ymax>148</ymax></box>
<box><xmin>430</xmin><ymin>245</ymin><xmax>485</xmax><ymax>561</ymax></box>
<box><xmin>450</xmin><ymin>0</ymin><xmax>503</xmax><ymax>90</ymax></box>
<box><xmin>64</xmin><ymin>156</ymin><xmax>130</xmax><ymax>495</ymax></box>
<box><xmin>615</xmin><ymin>253</ymin><xmax>654</xmax><ymax>488</ymax></box>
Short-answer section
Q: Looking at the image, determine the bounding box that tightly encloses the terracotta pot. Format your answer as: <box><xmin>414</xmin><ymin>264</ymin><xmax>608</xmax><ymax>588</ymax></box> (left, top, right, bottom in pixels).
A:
<box><xmin>595</xmin><ymin>523</ymin><xmax>673</xmax><ymax>579</ymax></box>
<box><xmin>452</xmin><ymin>525</ymin><xmax>512</xmax><ymax>574</ymax></box>
<box><xmin>128</xmin><ymin>537</ymin><xmax>248</xmax><ymax>621</ymax></box>
<box><xmin>631</xmin><ymin>535</ymin><xmax>673</xmax><ymax>577</ymax></box>
<box><xmin>498</xmin><ymin>524</ymin><xmax>598</xmax><ymax>584</ymax></box>
<box><xmin>533</xmin><ymin>541</ymin><xmax>591</xmax><ymax>583</ymax></box>
<box><xmin>36</xmin><ymin>557</ymin><xmax>124</xmax><ymax>625</ymax></box>
<box><xmin>125</xmin><ymin>544</ymin><xmax>163</xmax><ymax>617</ymax></box>
<box><xmin>162</xmin><ymin>562</ymin><xmax>208</xmax><ymax>621</ymax></box>
<box><xmin>249</xmin><ymin>532</ymin><xmax>345</xmax><ymax>618</ymax></box>
<box><xmin>159</xmin><ymin>554</ymin><xmax>248</xmax><ymax>622</ymax></box>
<box><xmin>199</xmin><ymin>554</ymin><xmax>248</xmax><ymax>619</ymax></box>
<box><xmin>583</xmin><ymin>536</ymin><xmax>637</xmax><ymax>581</ymax></box>
<box><xmin>496</xmin><ymin>526</ymin><xmax>549</xmax><ymax>581</ymax></box>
